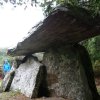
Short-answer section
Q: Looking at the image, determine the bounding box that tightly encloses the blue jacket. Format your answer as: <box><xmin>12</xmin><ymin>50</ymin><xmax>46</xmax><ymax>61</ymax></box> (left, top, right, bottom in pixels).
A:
<box><xmin>3</xmin><ymin>61</ymin><xmax>11</xmax><ymax>72</ymax></box>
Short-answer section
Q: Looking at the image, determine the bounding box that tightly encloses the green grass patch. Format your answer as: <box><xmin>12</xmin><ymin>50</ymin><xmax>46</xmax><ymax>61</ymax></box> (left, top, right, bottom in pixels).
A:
<box><xmin>0</xmin><ymin>91</ymin><xmax>20</xmax><ymax>100</ymax></box>
<box><xmin>0</xmin><ymin>80</ymin><xmax>2</xmax><ymax>87</ymax></box>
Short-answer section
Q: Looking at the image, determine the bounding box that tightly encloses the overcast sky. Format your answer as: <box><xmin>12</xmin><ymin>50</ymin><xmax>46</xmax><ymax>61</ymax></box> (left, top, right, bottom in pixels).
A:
<box><xmin>0</xmin><ymin>3</ymin><xmax>44</xmax><ymax>48</ymax></box>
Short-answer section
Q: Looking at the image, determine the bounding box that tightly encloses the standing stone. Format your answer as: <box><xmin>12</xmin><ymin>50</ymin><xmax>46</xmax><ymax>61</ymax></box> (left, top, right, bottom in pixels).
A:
<box><xmin>75</xmin><ymin>44</ymin><xmax>100</xmax><ymax>100</ymax></box>
<box><xmin>10</xmin><ymin>56</ymin><xmax>46</xmax><ymax>98</ymax></box>
<box><xmin>2</xmin><ymin>70</ymin><xmax>15</xmax><ymax>91</ymax></box>
<box><xmin>43</xmin><ymin>45</ymin><xmax>93</xmax><ymax>100</ymax></box>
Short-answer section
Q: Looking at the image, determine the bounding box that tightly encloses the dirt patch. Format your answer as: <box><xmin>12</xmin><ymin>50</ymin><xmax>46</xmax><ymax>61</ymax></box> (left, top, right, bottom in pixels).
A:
<box><xmin>10</xmin><ymin>95</ymin><xmax>70</xmax><ymax>100</ymax></box>
<box><xmin>95</xmin><ymin>76</ymin><xmax>100</xmax><ymax>94</ymax></box>
<box><xmin>0</xmin><ymin>92</ymin><xmax>71</xmax><ymax>100</ymax></box>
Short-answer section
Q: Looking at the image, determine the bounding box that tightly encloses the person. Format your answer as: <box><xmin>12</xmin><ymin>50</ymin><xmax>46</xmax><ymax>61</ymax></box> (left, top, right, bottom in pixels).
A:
<box><xmin>3</xmin><ymin>60</ymin><xmax>11</xmax><ymax>77</ymax></box>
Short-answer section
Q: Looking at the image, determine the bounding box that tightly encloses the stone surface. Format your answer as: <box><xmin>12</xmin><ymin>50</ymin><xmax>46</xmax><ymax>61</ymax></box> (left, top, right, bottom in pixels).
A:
<box><xmin>43</xmin><ymin>45</ymin><xmax>93</xmax><ymax>100</ymax></box>
<box><xmin>7</xmin><ymin>6</ymin><xmax>100</xmax><ymax>56</ymax></box>
<box><xmin>33</xmin><ymin>53</ymin><xmax>44</xmax><ymax>62</ymax></box>
<box><xmin>2</xmin><ymin>70</ymin><xmax>15</xmax><ymax>91</ymax></box>
<box><xmin>10</xmin><ymin>56</ymin><xmax>46</xmax><ymax>98</ymax></box>
<box><xmin>75</xmin><ymin>44</ymin><xmax>100</xmax><ymax>100</ymax></box>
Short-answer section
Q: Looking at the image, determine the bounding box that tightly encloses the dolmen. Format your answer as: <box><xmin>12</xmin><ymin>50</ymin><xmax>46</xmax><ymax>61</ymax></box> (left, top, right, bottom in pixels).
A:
<box><xmin>6</xmin><ymin>5</ymin><xmax>100</xmax><ymax>100</ymax></box>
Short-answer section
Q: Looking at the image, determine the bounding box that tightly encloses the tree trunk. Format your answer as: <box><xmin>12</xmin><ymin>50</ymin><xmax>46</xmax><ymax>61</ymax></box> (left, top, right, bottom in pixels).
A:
<box><xmin>43</xmin><ymin>45</ymin><xmax>93</xmax><ymax>100</ymax></box>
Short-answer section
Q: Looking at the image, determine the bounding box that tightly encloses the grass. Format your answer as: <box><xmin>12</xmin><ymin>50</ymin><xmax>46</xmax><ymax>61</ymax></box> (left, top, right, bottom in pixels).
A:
<box><xmin>0</xmin><ymin>79</ymin><xmax>20</xmax><ymax>100</ymax></box>
<box><xmin>0</xmin><ymin>91</ymin><xmax>20</xmax><ymax>100</ymax></box>
<box><xmin>0</xmin><ymin>79</ymin><xmax>2</xmax><ymax>87</ymax></box>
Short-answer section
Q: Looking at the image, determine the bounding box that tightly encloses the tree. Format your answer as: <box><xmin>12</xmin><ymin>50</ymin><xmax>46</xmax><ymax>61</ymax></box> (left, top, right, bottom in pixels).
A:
<box><xmin>1</xmin><ymin>0</ymin><xmax>100</xmax><ymax>16</ymax></box>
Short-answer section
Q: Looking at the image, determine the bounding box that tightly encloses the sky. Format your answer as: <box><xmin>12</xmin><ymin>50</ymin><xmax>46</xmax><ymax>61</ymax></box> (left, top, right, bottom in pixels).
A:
<box><xmin>0</xmin><ymin>3</ymin><xmax>44</xmax><ymax>48</ymax></box>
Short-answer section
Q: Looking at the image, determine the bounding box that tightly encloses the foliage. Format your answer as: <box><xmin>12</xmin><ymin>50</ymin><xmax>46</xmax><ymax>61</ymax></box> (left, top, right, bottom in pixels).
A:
<box><xmin>0</xmin><ymin>0</ymin><xmax>100</xmax><ymax>16</ymax></box>
<box><xmin>0</xmin><ymin>48</ymin><xmax>14</xmax><ymax>66</ymax></box>
<box><xmin>43</xmin><ymin>0</ymin><xmax>100</xmax><ymax>16</ymax></box>
<box><xmin>83</xmin><ymin>35</ymin><xmax>100</xmax><ymax>67</ymax></box>
<box><xmin>35</xmin><ymin>0</ymin><xmax>100</xmax><ymax>16</ymax></box>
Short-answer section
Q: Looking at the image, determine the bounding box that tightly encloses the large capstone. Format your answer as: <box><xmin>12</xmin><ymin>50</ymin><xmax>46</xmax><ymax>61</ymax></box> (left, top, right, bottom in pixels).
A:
<box><xmin>43</xmin><ymin>45</ymin><xmax>93</xmax><ymax>100</ymax></box>
<box><xmin>10</xmin><ymin>56</ymin><xmax>47</xmax><ymax>98</ymax></box>
<box><xmin>7</xmin><ymin>6</ymin><xmax>100</xmax><ymax>56</ymax></box>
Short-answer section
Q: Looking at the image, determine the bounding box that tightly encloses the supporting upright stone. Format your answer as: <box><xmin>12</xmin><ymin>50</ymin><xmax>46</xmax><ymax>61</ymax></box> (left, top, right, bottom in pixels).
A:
<box><xmin>75</xmin><ymin>44</ymin><xmax>100</xmax><ymax>100</ymax></box>
<box><xmin>2</xmin><ymin>70</ymin><xmax>15</xmax><ymax>91</ymax></box>
<box><xmin>10</xmin><ymin>56</ymin><xmax>47</xmax><ymax>98</ymax></box>
<box><xmin>43</xmin><ymin>45</ymin><xmax>92</xmax><ymax>100</ymax></box>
